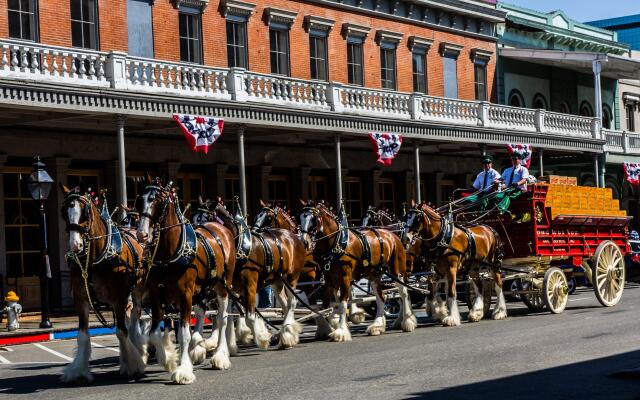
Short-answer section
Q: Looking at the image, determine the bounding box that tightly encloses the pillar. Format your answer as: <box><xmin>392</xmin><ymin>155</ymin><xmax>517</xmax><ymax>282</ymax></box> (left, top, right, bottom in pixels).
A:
<box><xmin>237</xmin><ymin>126</ymin><xmax>248</xmax><ymax>215</ymax></box>
<box><xmin>593</xmin><ymin>154</ymin><xmax>600</xmax><ymax>188</ymax></box>
<box><xmin>593</xmin><ymin>60</ymin><xmax>603</xmax><ymax>126</ymax></box>
<box><xmin>0</xmin><ymin>154</ymin><xmax>7</xmax><ymax>289</ymax></box>
<box><xmin>116</xmin><ymin>115</ymin><xmax>127</xmax><ymax>220</ymax></box>
<box><xmin>335</xmin><ymin>135</ymin><xmax>343</xmax><ymax>203</ymax></box>
<box><xmin>538</xmin><ymin>149</ymin><xmax>544</xmax><ymax>177</ymax></box>
<box><xmin>414</xmin><ymin>145</ymin><xmax>422</xmax><ymax>204</ymax></box>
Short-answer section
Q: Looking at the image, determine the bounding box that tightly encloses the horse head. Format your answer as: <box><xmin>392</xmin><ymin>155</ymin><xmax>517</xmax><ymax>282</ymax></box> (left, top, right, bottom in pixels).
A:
<box><xmin>298</xmin><ymin>200</ymin><xmax>337</xmax><ymax>250</ymax></box>
<box><xmin>253</xmin><ymin>199</ymin><xmax>276</xmax><ymax>230</ymax></box>
<box><xmin>401</xmin><ymin>201</ymin><xmax>440</xmax><ymax>247</ymax></box>
<box><xmin>119</xmin><ymin>204</ymin><xmax>140</xmax><ymax>229</ymax></box>
<box><xmin>361</xmin><ymin>205</ymin><xmax>379</xmax><ymax>227</ymax></box>
<box><xmin>191</xmin><ymin>196</ymin><xmax>216</xmax><ymax>226</ymax></box>
<box><xmin>60</xmin><ymin>184</ymin><xmax>99</xmax><ymax>254</ymax></box>
<box><xmin>135</xmin><ymin>176</ymin><xmax>172</xmax><ymax>245</ymax></box>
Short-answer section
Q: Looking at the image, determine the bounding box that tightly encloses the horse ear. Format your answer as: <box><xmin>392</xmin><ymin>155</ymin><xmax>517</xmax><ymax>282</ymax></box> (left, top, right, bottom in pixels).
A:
<box><xmin>198</xmin><ymin>195</ymin><xmax>204</xmax><ymax>206</ymax></box>
<box><xmin>299</xmin><ymin>198</ymin><xmax>307</xmax><ymax>206</ymax></box>
<box><xmin>59</xmin><ymin>183</ymin><xmax>71</xmax><ymax>195</ymax></box>
<box><xmin>410</xmin><ymin>199</ymin><xmax>416</xmax><ymax>208</ymax></box>
<box><xmin>145</xmin><ymin>172</ymin><xmax>153</xmax><ymax>184</ymax></box>
<box><xmin>260</xmin><ymin>199</ymin><xmax>266</xmax><ymax>207</ymax></box>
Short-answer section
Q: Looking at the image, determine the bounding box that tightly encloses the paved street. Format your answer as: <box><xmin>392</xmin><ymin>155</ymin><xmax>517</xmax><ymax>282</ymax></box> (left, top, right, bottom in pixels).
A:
<box><xmin>1</xmin><ymin>285</ymin><xmax>640</xmax><ymax>400</ymax></box>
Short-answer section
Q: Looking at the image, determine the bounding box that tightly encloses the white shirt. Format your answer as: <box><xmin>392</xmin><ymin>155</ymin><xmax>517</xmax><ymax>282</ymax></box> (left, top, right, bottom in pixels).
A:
<box><xmin>502</xmin><ymin>165</ymin><xmax>530</xmax><ymax>191</ymax></box>
<box><xmin>473</xmin><ymin>168</ymin><xmax>501</xmax><ymax>192</ymax></box>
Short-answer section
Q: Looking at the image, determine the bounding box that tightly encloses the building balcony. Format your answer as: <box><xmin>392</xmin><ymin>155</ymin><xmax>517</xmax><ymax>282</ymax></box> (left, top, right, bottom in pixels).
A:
<box><xmin>0</xmin><ymin>39</ymin><xmax>620</xmax><ymax>155</ymax></box>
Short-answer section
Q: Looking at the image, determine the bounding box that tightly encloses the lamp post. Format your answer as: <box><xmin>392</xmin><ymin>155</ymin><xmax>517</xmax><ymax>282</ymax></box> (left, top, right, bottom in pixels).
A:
<box><xmin>26</xmin><ymin>156</ymin><xmax>54</xmax><ymax>329</ymax></box>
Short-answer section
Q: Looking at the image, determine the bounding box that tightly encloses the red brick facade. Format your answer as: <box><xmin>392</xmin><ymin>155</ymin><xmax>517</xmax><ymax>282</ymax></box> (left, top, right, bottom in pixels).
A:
<box><xmin>1</xmin><ymin>0</ymin><xmax>497</xmax><ymax>100</ymax></box>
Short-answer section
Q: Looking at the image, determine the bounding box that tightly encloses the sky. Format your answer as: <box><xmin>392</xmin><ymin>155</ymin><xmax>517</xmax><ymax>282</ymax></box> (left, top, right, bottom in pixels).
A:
<box><xmin>501</xmin><ymin>0</ymin><xmax>639</xmax><ymax>23</ymax></box>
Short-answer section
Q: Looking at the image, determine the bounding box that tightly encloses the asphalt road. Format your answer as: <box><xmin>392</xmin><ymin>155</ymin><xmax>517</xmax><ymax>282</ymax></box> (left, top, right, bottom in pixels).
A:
<box><xmin>1</xmin><ymin>284</ymin><xmax>640</xmax><ymax>400</ymax></box>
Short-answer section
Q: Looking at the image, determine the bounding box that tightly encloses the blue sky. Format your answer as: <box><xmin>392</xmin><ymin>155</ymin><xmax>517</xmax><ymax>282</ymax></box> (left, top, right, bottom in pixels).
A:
<box><xmin>502</xmin><ymin>0</ymin><xmax>639</xmax><ymax>22</ymax></box>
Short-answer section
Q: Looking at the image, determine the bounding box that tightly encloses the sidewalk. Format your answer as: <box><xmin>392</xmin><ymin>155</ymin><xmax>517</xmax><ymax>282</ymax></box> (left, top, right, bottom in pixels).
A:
<box><xmin>0</xmin><ymin>312</ymin><xmax>116</xmax><ymax>346</ymax></box>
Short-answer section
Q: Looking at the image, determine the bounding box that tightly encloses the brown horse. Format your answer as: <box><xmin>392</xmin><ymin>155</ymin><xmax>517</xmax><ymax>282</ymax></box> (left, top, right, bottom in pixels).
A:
<box><xmin>214</xmin><ymin>198</ymin><xmax>309</xmax><ymax>349</ymax></box>
<box><xmin>135</xmin><ymin>178</ymin><xmax>236</xmax><ymax>383</ymax></box>
<box><xmin>401</xmin><ymin>201</ymin><xmax>506</xmax><ymax>326</ymax></box>
<box><xmin>59</xmin><ymin>186</ymin><xmax>146</xmax><ymax>383</ymax></box>
<box><xmin>299</xmin><ymin>201</ymin><xmax>416</xmax><ymax>341</ymax></box>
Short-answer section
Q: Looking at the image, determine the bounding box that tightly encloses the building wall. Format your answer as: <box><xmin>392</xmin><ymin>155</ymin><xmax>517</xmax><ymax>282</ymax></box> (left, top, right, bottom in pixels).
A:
<box><xmin>0</xmin><ymin>0</ymin><xmax>498</xmax><ymax>100</ymax></box>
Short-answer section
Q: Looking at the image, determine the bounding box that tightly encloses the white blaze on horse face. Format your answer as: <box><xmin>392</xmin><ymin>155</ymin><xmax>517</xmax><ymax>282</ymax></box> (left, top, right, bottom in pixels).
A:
<box><xmin>67</xmin><ymin>201</ymin><xmax>83</xmax><ymax>252</ymax></box>
<box><xmin>136</xmin><ymin>192</ymin><xmax>154</xmax><ymax>243</ymax></box>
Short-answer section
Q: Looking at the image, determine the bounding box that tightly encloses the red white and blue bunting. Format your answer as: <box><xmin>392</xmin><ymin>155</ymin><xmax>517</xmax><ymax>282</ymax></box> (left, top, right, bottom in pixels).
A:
<box><xmin>369</xmin><ymin>133</ymin><xmax>402</xmax><ymax>166</ymax></box>
<box><xmin>506</xmin><ymin>143</ymin><xmax>532</xmax><ymax>168</ymax></box>
<box><xmin>173</xmin><ymin>114</ymin><xmax>224</xmax><ymax>154</ymax></box>
<box><xmin>624</xmin><ymin>162</ymin><xmax>640</xmax><ymax>185</ymax></box>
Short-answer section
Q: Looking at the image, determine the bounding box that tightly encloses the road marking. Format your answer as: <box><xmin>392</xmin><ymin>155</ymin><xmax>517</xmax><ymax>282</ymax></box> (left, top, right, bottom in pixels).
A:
<box><xmin>92</xmin><ymin>342</ymin><xmax>120</xmax><ymax>353</ymax></box>
<box><xmin>568</xmin><ymin>297</ymin><xmax>590</xmax><ymax>302</ymax></box>
<box><xmin>0</xmin><ymin>354</ymin><xmax>10</xmax><ymax>364</ymax></box>
<box><xmin>32</xmin><ymin>343</ymin><xmax>73</xmax><ymax>361</ymax></box>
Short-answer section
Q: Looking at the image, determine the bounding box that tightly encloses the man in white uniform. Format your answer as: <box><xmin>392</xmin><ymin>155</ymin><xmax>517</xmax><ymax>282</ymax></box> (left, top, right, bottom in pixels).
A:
<box><xmin>501</xmin><ymin>153</ymin><xmax>530</xmax><ymax>191</ymax></box>
<box><xmin>473</xmin><ymin>155</ymin><xmax>501</xmax><ymax>193</ymax></box>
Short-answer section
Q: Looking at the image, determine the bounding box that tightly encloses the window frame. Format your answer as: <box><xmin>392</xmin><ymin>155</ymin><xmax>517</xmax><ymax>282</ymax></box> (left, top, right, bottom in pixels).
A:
<box><xmin>309</xmin><ymin>30</ymin><xmax>329</xmax><ymax>81</ymax></box>
<box><xmin>226</xmin><ymin>16</ymin><xmax>248</xmax><ymax>69</ymax></box>
<box><xmin>70</xmin><ymin>0</ymin><xmax>100</xmax><ymax>50</ymax></box>
<box><xmin>178</xmin><ymin>8</ymin><xmax>204</xmax><ymax>64</ymax></box>
<box><xmin>412</xmin><ymin>50</ymin><xmax>427</xmax><ymax>94</ymax></box>
<box><xmin>377</xmin><ymin>178</ymin><xmax>396</xmax><ymax>212</ymax></box>
<box><xmin>379</xmin><ymin>41</ymin><xmax>397</xmax><ymax>90</ymax></box>
<box><xmin>473</xmin><ymin>60</ymin><xmax>488</xmax><ymax>101</ymax></box>
<box><xmin>267</xmin><ymin>175</ymin><xmax>290</xmax><ymax>206</ymax></box>
<box><xmin>347</xmin><ymin>37</ymin><xmax>364</xmax><ymax>86</ymax></box>
<box><xmin>344</xmin><ymin>177</ymin><xmax>363</xmax><ymax>224</ymax></box>
<box><xmin>8</xmin><ymin>0</ymin><xmax>39</xmax><ymax>41</ymax></box>
<box><xmin>269</xmin><ymin>26</ymin><xmax>291</xmax><ymax>76</ymax></box>
<box><xmin>626</xmin><ymin>104</ymin><xmax>636</xmax><ymax>132</ymax></box>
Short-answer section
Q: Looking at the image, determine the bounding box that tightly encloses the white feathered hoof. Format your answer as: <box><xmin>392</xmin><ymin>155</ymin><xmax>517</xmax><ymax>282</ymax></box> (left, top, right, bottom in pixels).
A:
<box><xmin>202</xmin><ymin>334</ymin><xmax>218</xmax><ymax>352</ymax></box>
<box><xmin>162</xmin><ymin>332</ymin><xmax>178</xmax><ymax>373</ymax></box>
<box><xmin>366</xmin><ymin>317</ymin><xmax>386</xmax><ymax>336</ymax></box>
<box><xmin>236</xmin><ymin>320</ymin><xmax>254</xmax><ymax>345</ymax></box>
<box><xmin>189</xmin><ymin>332</ymin><xmax>207</xmax><ymax>365</ymax></box>
<box><xmin>442</xmin><ymin>315</ymin><xmax>461</xmax><ymax>327</ymax></box>
<box><xmin>433</xmin><ymin>304</ymin><xmax>449</xmax><ymax>322</ymax></box>
<box><xmin>279</xmin><ymin>322</ymin><xmax>303</xmax><ymax>349</ymax></box>
<box><xmin>252</xmin><ymin>319</ymin><xmax>272</xmax><ymax>350</ymax></box>
<box><xmin>329</xmin><ymin>327</ymin><xmax>352</xmax><ymax>342</ymax></box>
<box><xmin>349</xmin><ymin>310</ymin><xmax>366</xmax><ymax>325</ymax></box>
<box><xmin>211</xmin><ymin>352</ymin><xmax>231</xmax><ymax>370</ymax></box>
<box><xmin>401</xmin><ymin>314</ymin><xmax>418</xmax><ymax>332</ymax></box>
<box><xmin>492</xmin><ymin>309</ymin><xmax>507</xmax><ymax>320</ymax></box>
<box><xmin>60</xmin><ymin>365</ymin><xmax>94</xmax><ymax>384</ymax></box>
<box><xmin>171</xmin><ymin>365</ymin><xmax>196</xmax><ymax>385</ymax></box>
<box><xmin>329</xmin><ymin>314</ymin><xmax>340</xmax><ymax>330</ymax></box>
<box><xmin>467</xmin><ymin>309</ymin><xmax>485</xmax><ymax>323</ymax></box>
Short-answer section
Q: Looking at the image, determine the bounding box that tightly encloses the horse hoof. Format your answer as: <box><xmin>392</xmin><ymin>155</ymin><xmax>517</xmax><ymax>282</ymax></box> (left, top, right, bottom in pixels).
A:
<box><xmin>211</xmin><ymin>352</ymin><xmax>231</xmax><ymax>370</ymax></box>
<box><xmin>189</xmin><ymin>344</ymin><xmax>207</xmax><ymax>365</ymax></box>
<box><xmin>60</xmin><ymin>370</ymin><xmax>94</xmax><ymax>385</ymax></box>
<box><xmin>279</xmin><ymin>323</ymin><xmax>302</xmax><ymax>349</ymax></box>
<box><xmin>171</xmin><ymin>366</ymin><xmax>196</xmax><ymax>385</ymax></box>
<box><xmin>492</xmin><ymin>310</ymin><xmax>507</xmax><ymax>320</ymax></box>
<box><xmin>349</xmin><ymin>311</ymin><xmax>366</xmax><ymax>325</ymax></box>
<box><xmin>366</xmin><ymin>325</ymin><xmax>384</xmax><ymax>336</ymax></box>
<box><xmin>442</xmin><ymin>316</ymin><xmax>461</xmax><ymax>327</ymax></box>
<box><xmin>467</xmin><ymin>309</ymin><xmax>484</xmax><ymax>323</ymax></box>
<box><xmin>202</xmin><ymin>336</ymin><xmax>218</xmax><ymax>352</ymax></box>
<box><xmin>329</xmin><ymin>316</ymin><xmax>340</xmax><ymax>330</ymax></box>
<box><xmin>329</xmin><ymin>327</ymin><xmax>352</xmax><ymax>342</ymax></box>
<box><xmin>401</xmin><ymin>314</ymin><xmax>418</xmax><ymax>332</ymax></box>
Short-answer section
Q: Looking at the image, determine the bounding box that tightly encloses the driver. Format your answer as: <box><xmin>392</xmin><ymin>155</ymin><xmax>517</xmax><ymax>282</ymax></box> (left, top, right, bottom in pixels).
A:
<box><xmin>501</xmin><ymin>153</ymin><xmax>530</xmax><ymax>191</ymax></box>
<box><xmin>473</xmin><ymin>155</ymin><xmax>501</xmax><ymax>194</ymax></box>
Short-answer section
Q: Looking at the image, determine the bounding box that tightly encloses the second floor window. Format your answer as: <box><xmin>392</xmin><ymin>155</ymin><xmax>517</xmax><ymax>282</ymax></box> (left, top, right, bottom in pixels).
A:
<box><xmin>412</xmin><ymin>51</ymin><xmax>427</xmax><ymax>93</ymax></box>
<box><xmin>269</xmin><ymin>28</ymin><xmax>290</xmax><ymax>76</ymax></box>
<box><xmin>309</xmin><ymin>34</ymin><xmax>328</xmax><ymax>81</ymax></box>
<box><xmin>226</xmin><ymin>19</ymin><xmax>247</xmax><ymax>68</ymax></box>
<box><xmin>347</xmin><ymin>39</ymin><xmax>364</xmax><ymax>86</ymax></box>
<box><xmin>627</xmin><ymin>104</ymin><xmax>636</xmax><ymax>132</ymax></box>
<box><xmin>8</xmin><ymin>0</ymin><xmax>38</xmax><ymax>41</ymax></box>
<box><xmin>474</xmin><ymin>61</ymin><xmax>487</xmax><ymax>101</ymax></box>
<box><xmin>71</xmin><ymin>0</ymin><xmax>98</xmax><ymax>49</ymax></box>
<box><xmin>179</xmin><ymin>11</ymin><xmax>203</xmax><ymax>64</ymax></box>
<box><xmin>380</xmin><ymin>45</ymin><xmax>396</xmax><ymax>90</ymax></box>
<box><xmin>443</xmin><ymin>53</ymin><xmax>458</xmax><ymax>99</ymax></box>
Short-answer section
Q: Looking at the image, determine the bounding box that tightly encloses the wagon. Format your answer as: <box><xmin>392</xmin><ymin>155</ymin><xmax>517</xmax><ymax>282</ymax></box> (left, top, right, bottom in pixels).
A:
<box><xmin>469</xmin><ymin>183</ymin><xmax>630</xmax><ymax>314</ymax></box>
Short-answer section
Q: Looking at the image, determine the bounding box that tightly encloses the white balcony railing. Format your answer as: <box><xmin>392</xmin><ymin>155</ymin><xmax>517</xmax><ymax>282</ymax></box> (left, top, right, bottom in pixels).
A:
<box><xmin>0</xmin><ymin>39</ymin><xmax>627</xmax><ymax>152</ymax></box>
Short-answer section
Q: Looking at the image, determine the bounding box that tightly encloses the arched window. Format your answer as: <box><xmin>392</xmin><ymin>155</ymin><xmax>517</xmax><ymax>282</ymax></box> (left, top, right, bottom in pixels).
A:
<box><xmin>579</xmin><ymin>101</ymin><xmax>594</xmax><ymax>117</ymax></box>
<box><xmin>602</xmin><ymin>104</ymin><xmax>613</xmax><ymax>129</ymax></box>
<box><xmin>559</xmin><ymin>102</ymin><xmax>570</xmax><ymax>114</ymax></box>
<box><xmin>532</xmin><ymin>93</ymin><xmax>548</xmax><ymax>110</ymax></box>
<box><xmin>508</xmin><ymin>89</ymin><xmax>525</xmax><ymax>108</ymax></box>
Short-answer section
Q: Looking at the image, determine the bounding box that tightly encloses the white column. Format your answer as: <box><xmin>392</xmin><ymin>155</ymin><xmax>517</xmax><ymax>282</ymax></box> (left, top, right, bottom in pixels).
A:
<box><xmin>593</xmin><ymin>154</ymin><xmax>600</xmax><ymax>188</ymax></box>
<box><xmin>116</xmin><ymin>115</ymin><xmax>127</xmax><ymax>215</ymax></box>
<box><xmin>237</xmin><ymin>126</ymin><xmax>247</xmax><ymax>215</ymax></box>
<box><xmin>414</xmin><ymin>145</ymin><xmax>421</xmax><ymax>204</ymax></box>
<box><xmin>335</xmin><ymin>134</ymin><xmax>343</xmax><ymax>203</ymax></box>
<box><xmin>538</xmin><ymin>149</ymin><xmax>544</xmax><ymax>177</ymax></box>
<box><xmin>593</xmin><ymin>60</ymin><xmax>603</xmax><ymax>124</ymax></box>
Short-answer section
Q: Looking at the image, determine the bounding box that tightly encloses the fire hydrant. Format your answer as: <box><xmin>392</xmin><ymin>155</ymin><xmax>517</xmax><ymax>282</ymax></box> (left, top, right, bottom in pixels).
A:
<box><xmin>3</xmin><ymin>291</ymin><xmax>22</xmax><ymax>331</ymax></box>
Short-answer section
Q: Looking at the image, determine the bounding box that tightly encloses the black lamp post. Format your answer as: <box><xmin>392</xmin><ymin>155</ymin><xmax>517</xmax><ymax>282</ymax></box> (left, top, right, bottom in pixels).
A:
<box><xmin>26</xmin><ymin>156</ymin><xmax>54</xmax><ymax>329</ymax></box>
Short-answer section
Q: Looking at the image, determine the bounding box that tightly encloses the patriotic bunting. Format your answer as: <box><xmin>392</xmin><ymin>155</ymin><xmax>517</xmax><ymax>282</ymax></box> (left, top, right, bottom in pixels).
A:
<box><xmin>369</xmin><ymin>133</ymin><xmax>403</xmax><ymax>166</ymax></box>
<box><xmin>624</xmin><ymin>162</ymin><xmax>640</xmax><ymax>185</ymax></box>
<box><xmin>507</xmin><ymin>143</ymin><xmax>533</xmax><ymax>168</ymax></box>
<box><xmin>173</xmin><ymin>114</ymin><xmax>224</xmax><ymax>154</ymax></box>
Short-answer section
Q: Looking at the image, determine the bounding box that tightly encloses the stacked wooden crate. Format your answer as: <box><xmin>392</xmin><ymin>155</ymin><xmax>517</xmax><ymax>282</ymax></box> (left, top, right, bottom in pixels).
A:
<box><xmin>542</xmin><ymin>184</ymin><xmax>626</xmax><ymax>219</ymax></box>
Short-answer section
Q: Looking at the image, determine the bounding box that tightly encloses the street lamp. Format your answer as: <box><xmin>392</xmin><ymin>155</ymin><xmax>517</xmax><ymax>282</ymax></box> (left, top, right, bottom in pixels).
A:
<box><xmin>26</xmin><ymin>156</ymin><xmax>54</xmax><ymax>329</ymax></box>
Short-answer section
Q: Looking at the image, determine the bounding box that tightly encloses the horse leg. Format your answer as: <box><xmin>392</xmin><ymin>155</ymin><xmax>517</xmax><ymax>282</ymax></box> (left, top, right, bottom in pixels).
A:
<box><xmin>365</xmin><ymin>279</ymin><xmax>386</xmax><ymax>336</ymax></box>
<box><xmin>189</xmin><ymin>303</ymin><xmax>207</xmax><ymax>365</ymax></box>
<box><xmin>148</xmin><ymin>302</ymin><xmax>177</xmax><ymax>373</ymax></box>
<box><xmin>348</xmin><ymin>287</ymin><xmax>366</xmax><ymax>325</ymax></box>
<box><xmin>226</xmin><ymin>303</ymin><xmax>239</xmax><ymax>356</ymax></box>
<box><xmin>128</xmin><ymin>288</ymin><xmax>148</xmax><ymax>364</ymax></box>
<box><xmin>211</xmin><ymin>287</ymin><xmax>231</xmax><ymax>370</ymax></box>
<box><xmin>329</xmin><ymin>287</ymin><xmax>341</xmax><ymax>329</ymax></box>
<box><xmin>314</xmin><ymin>283</ymin><xmax>335</xmax><ymax>340</ymax></box>
<box><xmin>393</xmin><ymin>281</ymin><xmax>418</xmax><ymax>332</ymax></box>
<box><xmin>244</xmin><ymin>279</ymin><xmax>272</xmax><ymax>350</ymax></box>
<box><xmin>61</xmin><ymin>280</ymin><xmax>93</xmax><ymax>383</ymax></box>
<box><xmin>328</xmin><ymin>267</ymin><xmax>352</xmax><ymax>342</ymax></box>
<box><xmin>171</xmin><ymin>294</ymin><xmax>196</xmax><ymax>384</ymax></box>
<box><xmin>278</xmin><ymin>280</ymin><xmax>302</xmax><ymax>349</ymax></box>
<box><xmin>442</xmin><ymin>266</ymin><xmax>461</xmax><ymax>327</ymax></box>
<box><xmin>467</xmin><ymin>275</ymin><xmax>486</xmax><ymax>322</ymax></box>
<box><xmin>202</xmin><ymin>315</ymin><xmax>219</xmax><ymax>353</ymax></box>
<box><xmin>235</xmin><ymin>314</ymin><xmax>253</xmax><ymax>345</ymax></box>
<box><xmin>491</xmin><ymin>270</ymin><xmax>508</xmax><ymax>320</ymax></box>
<box><xmin>432</xmin><ymin>279</ymin><xmax>449</xmax><ymax>322</ymax></box>
<box><xmin>115</xmin><ymin>300</ymin><xmax>146</xmax><ymax>378</ymax></box>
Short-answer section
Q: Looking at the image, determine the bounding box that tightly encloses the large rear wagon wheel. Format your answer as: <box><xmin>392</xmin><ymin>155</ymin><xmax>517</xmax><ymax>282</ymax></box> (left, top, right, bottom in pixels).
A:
<box><xmin>593</xmin><ymin>241</ymin><xmax>625</xmax><ymax>307</ymax></box>
<box><xmin>542</xmin><ymin>267</ymin><xmax>568</xmax><ymax>314</ymax></box>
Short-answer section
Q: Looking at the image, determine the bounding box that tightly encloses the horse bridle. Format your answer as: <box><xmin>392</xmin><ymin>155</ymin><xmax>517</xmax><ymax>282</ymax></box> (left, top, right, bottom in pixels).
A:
<box><xmin>404</xmin><ymin>206</ymin><xmax>444</xmax><ymax>245</ymax></box>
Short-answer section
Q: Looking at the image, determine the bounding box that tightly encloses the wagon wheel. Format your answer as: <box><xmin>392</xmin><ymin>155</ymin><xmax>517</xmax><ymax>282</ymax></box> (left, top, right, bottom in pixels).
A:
<box><xmin>592</xmin><ymin>241</ymin><xmax>625</xmax><ymax>307</ymax></box>
<box><xmin>520</xmin><ymin>280</ymin><xmax>546</xmax><ymax>312</ymax></box>
<box><xmin>464</xmin><ymin>280</ymin><xmax>493</xmax><ymax>318</ymax></box>
<box><xmin>542</xmin><ymin>267</ymin><xmax>569</xmax><ymax>314</ymax></box>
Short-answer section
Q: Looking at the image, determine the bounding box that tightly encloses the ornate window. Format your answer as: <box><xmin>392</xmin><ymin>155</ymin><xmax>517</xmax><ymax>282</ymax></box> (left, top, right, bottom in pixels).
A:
<box><xmin>268</xmin><ymin>175</ymin><xmax>289</xmax><ymax>206</ymax></box>
<box><xmin>471</xmin><ymin>49</ymin><xmax>492</xmax><ymax>101</ymax></box>
<box><xmin>409</xmin><ymin>37</ymin><xmax>432</xmax><ymax>94</ymax></box>
<box><xmin>440</xmin><ymin>42</ymin><xmax>463</xmax><ymax>99</ymax></box>
<box><xmin>579</xmin><ymin>101</ymin><xmax>594</xmax><ymax>117</ymax></box>
<box><xmin>343</xmin><ymin>23</ymin><xmax>370</xmax><ymax>86</ymax></box>
<box><xmin>377</xmin><ymin>30</ymin><xmax>402</xmax><ymax>91</ymax></box>
<box><xmin>179</xmin><ymin>8</ymin><xmax>203</xmax><ymax>63</ymax></box>
<box><xmin>224</xmin><ymin>0</ymin><xmax>255</xmax><ymax>69</ymax></box>
<box><xmin>306</xmin><ymin>16</ymin><xmax>333</xmax><ymax>81</ymax></box>
<box><xmin>626</xmin><ymin>104</ymin><xmax>636</xmax><ymax>132</ymax></box>
<box><xmin>508</xmin><ymin>89</ymin><xmax>525</xmax><ymax>108</ymax></box>
<box><xmin>532</xmin><ymin>93</ymin><xmax>548</xmax><ymax>110</ymax></box>
<box><xmin>71</xmin><ymin>0</ymin><xmax>99</xmax><ymax>49</ymax></box>
<box><xmin>266</xmin><ymin>7</ymin><xmax>297</xmax><ymax>76</ymax></box>
<box><xmin>378</xmin><ymin>178</ymin><xmax>395</xmax><ymax>212</ymax></box>
<box><xmin>344</xmin><ymin>177</ymin><xmax>362</xmax><ymax>224</ymax></box>
<box><xmin>8</xmin><ymin>0</ymin><xmax>38</xmax><ymax>41</ymax></box>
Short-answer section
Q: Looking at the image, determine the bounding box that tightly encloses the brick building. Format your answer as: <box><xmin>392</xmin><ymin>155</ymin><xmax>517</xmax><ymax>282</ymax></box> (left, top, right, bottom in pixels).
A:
<box><xmin>0</xmin><ymin>0</ymin><xmax>627</xmax><ymax>310</ymax></box>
